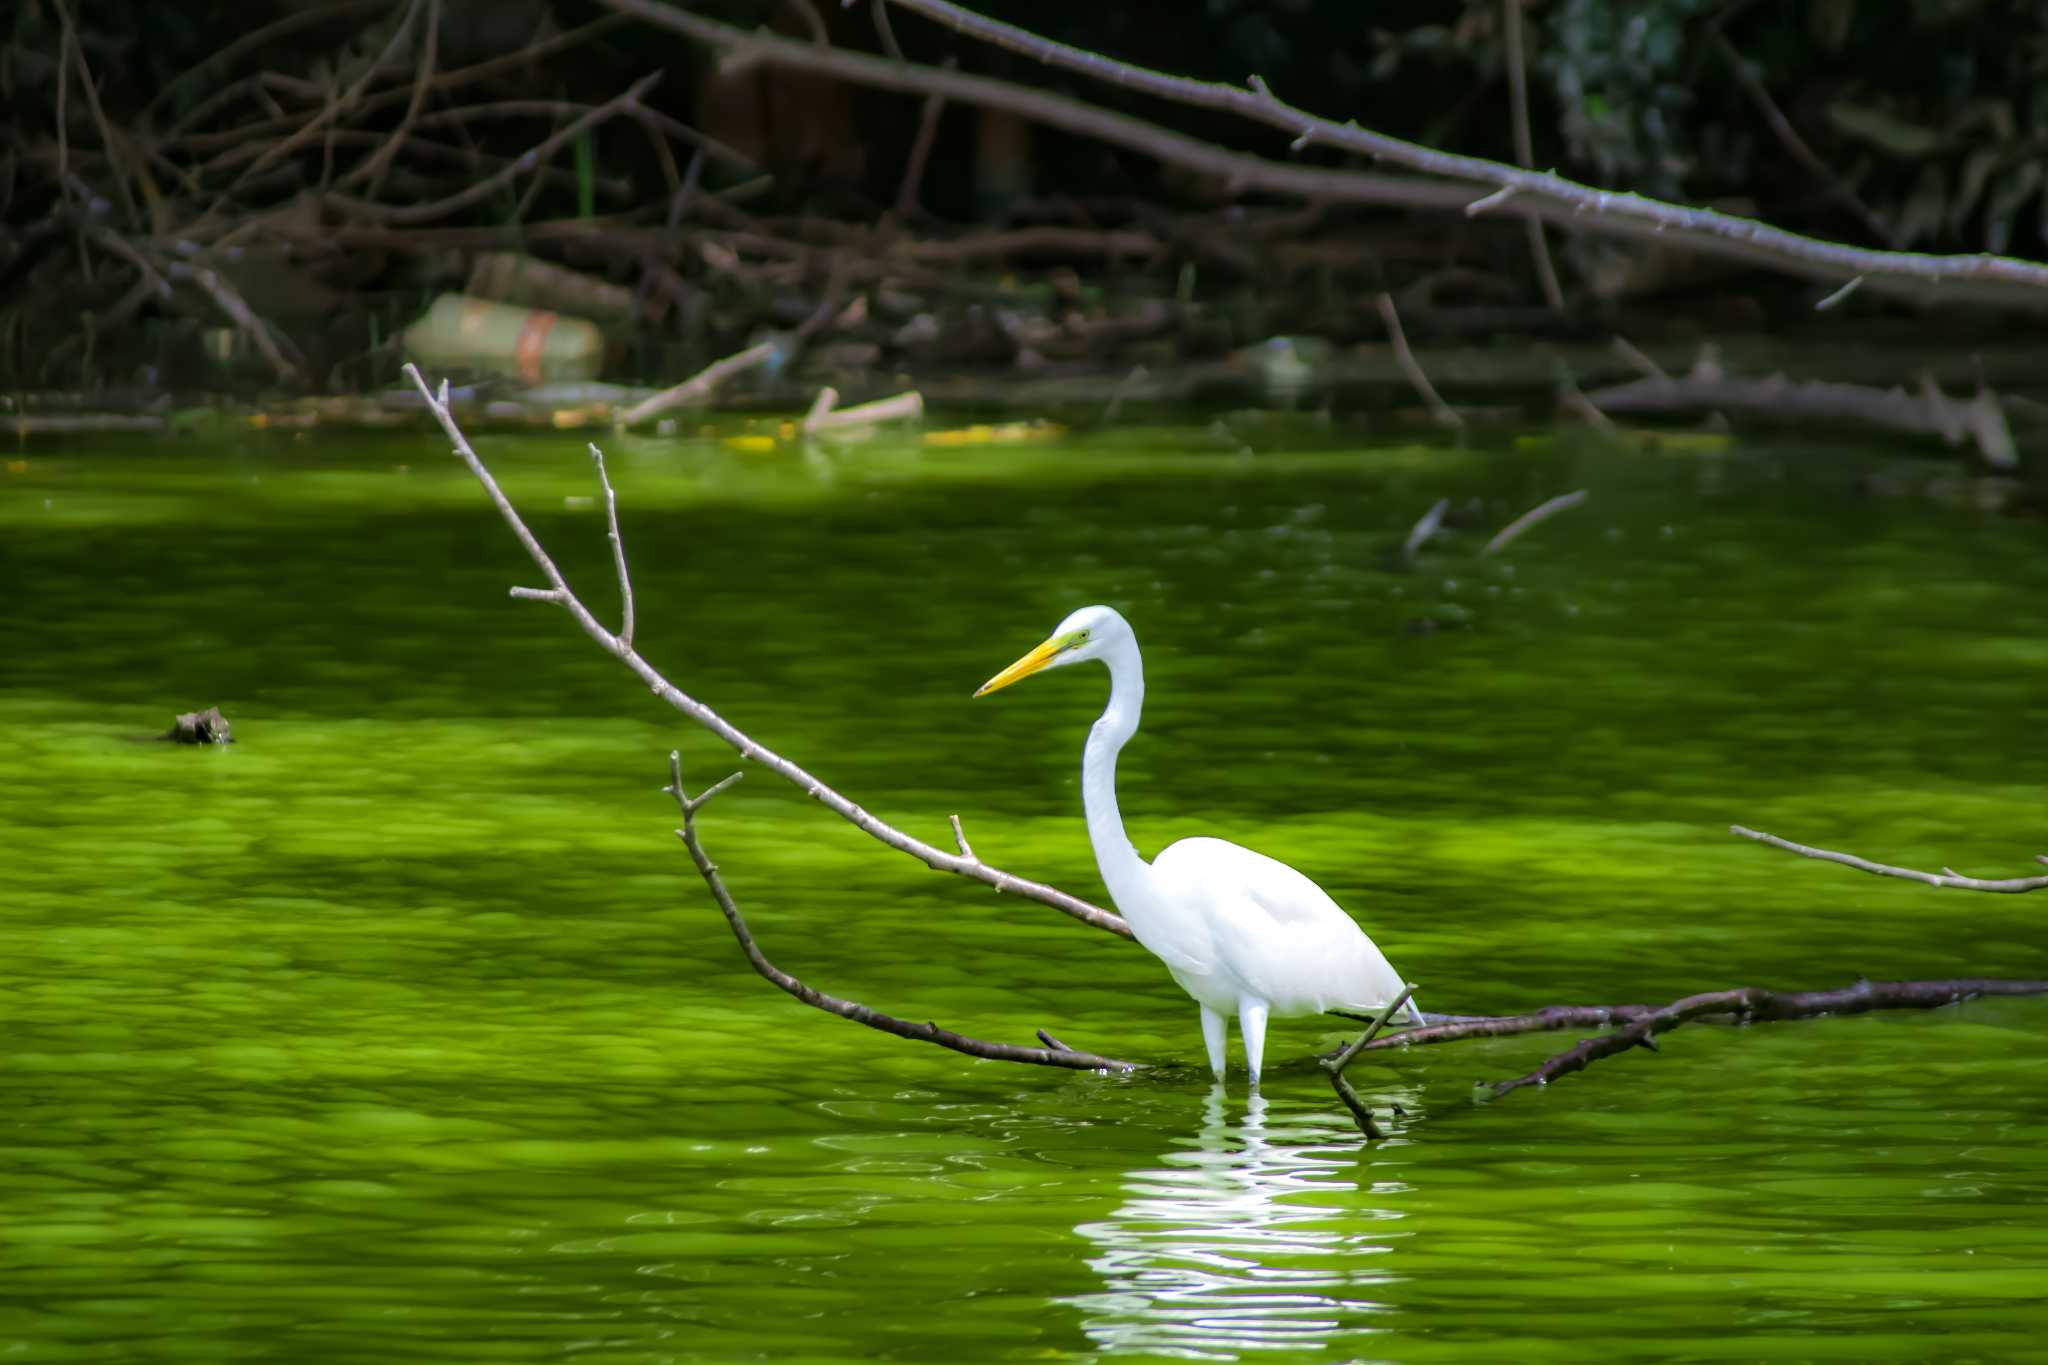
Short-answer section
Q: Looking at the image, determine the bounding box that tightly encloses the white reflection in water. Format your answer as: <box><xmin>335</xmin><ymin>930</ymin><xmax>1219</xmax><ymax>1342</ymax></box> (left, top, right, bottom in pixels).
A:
<box><xmin>1070</xmin><ymin>1087</ymin><xmax>1411</xmax><ymax>1360</ymax></box>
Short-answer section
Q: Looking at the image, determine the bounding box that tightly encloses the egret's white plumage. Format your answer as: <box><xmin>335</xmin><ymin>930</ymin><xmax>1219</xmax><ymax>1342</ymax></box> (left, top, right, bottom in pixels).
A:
<box><xmin>976</xmin><ymin>605</ymin><xmax>1419</xmax><ymax>1084</ymax></box>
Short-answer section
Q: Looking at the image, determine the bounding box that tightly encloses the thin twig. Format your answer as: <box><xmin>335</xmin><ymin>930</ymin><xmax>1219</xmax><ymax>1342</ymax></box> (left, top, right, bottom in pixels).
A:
<box><xmin>405</xmin><ymin>363</ymin><xmax>1134</xmax><ymax>941</ymax></box>
<box><xmin>669</xmin><ymin>752</ymin><xmax>1138</xmax><ymax>1071</ymax></box>
<box><xmin>1708</xmin><ymin>28</ymin><xmax>1894</xmax><ymax>248</ymax></box>
<box><xmin>1610</xmin><ymin>335</ymin><xmax>1670</xmax><ymax>384</ymax></box>
<box><xmin>52</xmin><ymin>0</ymin><xmax>141</xmax><ymax>230</ymax></box>
<box><xmin>1401</xmin><ymin>497</ymin><xmax>1449</xmax><ymax>566</ymax></box>
<box><xmin>1731</xmin><ymin>826</ymin><xmax>2048</xmax><ymax>893</ymax></box>
<box><xmin>1500</xmin><ymin>0</ymin><xmax>1564</xmax><ymax>313</ymax></box>
<box><xmin>1464</xmin><ymin>185</ymin><xmax>1516</xmax><ymax>216</ymax></box>
<box><xmin>1481</xmin><ymin>489</ymin><xmax>1587</xmax><ymax>557</ymax></box>
<box><xmin>617</xmin><ymin>339</ymin><xmax>780</xmax><ymax>428</ymax></box>
<box><xmin>588</xmin><ymin>444</ymin><xmax>635</xmax><ymax>651</ymax></box>
<box><xmin>165</xmin><ymin>257</ymin><xmax>303</xmax><ymax>383</ymax></box>
<box><xmin>1814</xmin><ymin>276</ymin><xmax>1863</xmax><ymax>311</ymax></box>
<box><xmin>894</xmin><ymin>60</ymin><xmax>954</xmax><ymax>217</ymax></box>
<box><xmin>869</xmin><ymin>0</ymin><xmax>906</xmax><ymax>61</ymax></box>
<box><xmin>1375</xmin><ymin>293</ymin><xmax>1464</xmax><ymax>432</ymax></box>
<box><xmin>1557</xmin><ymin>371</ymin><xmax>1622</xmax><ymax>440</ymax></box>
<box><xmin>949</xmin><ymin>814</ymin><xmax>976</xmax><ymax>860</ymax></box>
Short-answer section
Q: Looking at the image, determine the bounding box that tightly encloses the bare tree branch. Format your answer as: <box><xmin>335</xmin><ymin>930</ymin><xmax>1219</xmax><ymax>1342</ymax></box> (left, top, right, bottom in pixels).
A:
<box><xmin>403</xmin><ymin>363</ymin><xmax>1135</xmax><ymax>942</ymax></box>
<box><xmin>873</xmin><ymin>0</ymin><xmax>2048</xmax><ymax>309</ymax></box>
<box><xmin>668</xmin><ymin>752</ymin><xmax>1138</xmax><ymax>1071</ymax></box>
<box><xmin>1732</xmin><ymin>826</ymin><xmax>2048</xmax><ymax>892</ymax></box>
<box><xmin>1489</xmin><ymin>978</ymin><xmax>2048</xmax><ymax>1095</ymax></box>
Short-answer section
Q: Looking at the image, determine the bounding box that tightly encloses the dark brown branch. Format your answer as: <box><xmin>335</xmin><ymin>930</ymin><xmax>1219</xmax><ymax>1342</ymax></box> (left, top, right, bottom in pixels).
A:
<box><xmin>1321</xmin><ymin>984</ymin><xmax>1416</xmax><ymax>1139</ymax></box>
<box><xmin>339</xmin><ymin>0</ymin><xmax>441</xmax><ymax>199</ymax></box>
<box><xmin>1708</xmin><ymin>28</ymin><xmax>1894</xmax><ymax>249</ymax></box>
<box><xmin>404</xmin><ymin>363</ymin><xmax>1135</xmax><ymax>942</ymax></box>
<box><xmin>1490</xmin><ymin>978</ymin><xmax>2048</xmax><ymax>1096</ymax></box>
<box><xmin>894</xmin><ymin>60</ymin><xmax>953</xmax><ymax>218</ymax></box>
<box><xmin>324</xmin><ymin>72</ymin><xmax>663</xmax><ymax>225</ymax></box>
<box><xmin>211</xmin><ymin>0</ymin><xmax>425</xmax><ymax>208</ymax></box>
<box><xmin>877</xmin><ymin>0</ymin><xmax>2048</xmax><ymax>309</ymax></box>
<box><xmin>1732</xmin><ymin>826</ymin><xmax>2048</xmax><ymax>893</ymax></box>
<box><xmin>668</xmin><ymin>753</ymin><xmax>1138</xmax><ymax>1072</ymax></box>
<box><xmin>1500</xmin><ymin>0</ymin><xmax>1564</xmax><ymax>313</ymax></box>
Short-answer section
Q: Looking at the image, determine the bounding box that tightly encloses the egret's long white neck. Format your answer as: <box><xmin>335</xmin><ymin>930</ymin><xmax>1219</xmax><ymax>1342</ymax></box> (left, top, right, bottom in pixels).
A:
<box><xmin>1083</xmin><ymin>633</ymin><xmax>1150</xmax><ymax>907</ymax></box>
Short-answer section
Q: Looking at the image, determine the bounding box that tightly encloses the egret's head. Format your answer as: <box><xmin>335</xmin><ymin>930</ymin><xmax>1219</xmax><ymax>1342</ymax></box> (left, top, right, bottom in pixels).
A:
<box><xmin>974</xmin><ymin>605</ymin><xmax>1131</xmax><ymax>697</ymax></box>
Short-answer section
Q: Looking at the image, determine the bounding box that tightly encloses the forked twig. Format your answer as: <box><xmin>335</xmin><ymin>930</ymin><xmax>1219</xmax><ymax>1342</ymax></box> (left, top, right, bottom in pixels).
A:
<box><xmin>404</xmin><ymin>362</ymin><xmax>1134</xmax><ymax>941</ymax></box>
<box><xmin>668</xmin><ymin>752</ymin><xmax>1136</xmax><ymax>1072</ymax></box>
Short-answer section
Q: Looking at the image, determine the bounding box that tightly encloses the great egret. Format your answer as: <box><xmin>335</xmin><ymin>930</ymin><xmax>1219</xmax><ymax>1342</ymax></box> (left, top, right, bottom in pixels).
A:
<box><xmin>976</xmin><ymin>605</ymin><xmax>1420</xmax><ymax>1084</ymax></box>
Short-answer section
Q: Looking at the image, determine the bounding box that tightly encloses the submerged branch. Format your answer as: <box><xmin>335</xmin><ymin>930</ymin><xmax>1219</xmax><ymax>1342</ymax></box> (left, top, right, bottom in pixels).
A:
<box><xmin>1322</xmin><ymin>984</ymin><xmax>1416</xmax><ymax>1139</ymax></box>
<box><xmin>668</xmin><ymin>754</ymin><xmax>1137</xmax><ymax>1072</ymax></box>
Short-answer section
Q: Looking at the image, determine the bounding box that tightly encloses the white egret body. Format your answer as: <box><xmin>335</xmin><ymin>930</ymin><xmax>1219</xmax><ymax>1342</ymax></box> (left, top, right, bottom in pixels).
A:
<box><xmin>977</xmin><ymin>605</ymin><xmax>1419</xmax><ymax>1083</ymax></box>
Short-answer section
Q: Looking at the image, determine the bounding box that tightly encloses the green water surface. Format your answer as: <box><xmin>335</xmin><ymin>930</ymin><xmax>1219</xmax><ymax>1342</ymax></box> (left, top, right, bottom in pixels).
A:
<box><xmin>3</xmin><ymin>419</ymin><xmax>2046</xmax><ymax>1363</ymax></box>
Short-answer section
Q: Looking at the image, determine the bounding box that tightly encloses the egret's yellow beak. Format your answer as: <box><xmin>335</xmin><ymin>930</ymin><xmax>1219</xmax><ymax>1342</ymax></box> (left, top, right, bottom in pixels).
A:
<box><xmin>974</xmin><ymin>633</ymin><xmax>1072</xmax><ymax>697</ymax></box>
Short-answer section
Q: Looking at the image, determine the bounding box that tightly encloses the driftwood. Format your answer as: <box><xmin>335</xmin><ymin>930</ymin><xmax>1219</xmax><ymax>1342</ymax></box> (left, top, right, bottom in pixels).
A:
<box><xmin>1585</xmin><ymin>364</ymin><xmax>2019</xmax><ymax>469</ymax></box>
<box><xmin>411</xmin><ymin>361</ymin><xmax>2048</xmax><ymax>1140</ymax></box>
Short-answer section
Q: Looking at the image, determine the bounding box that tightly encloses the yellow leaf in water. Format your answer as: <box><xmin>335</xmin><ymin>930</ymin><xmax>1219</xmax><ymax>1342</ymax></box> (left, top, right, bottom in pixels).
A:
<box><xmin>4</xmin><ymin>459</ymin><xmax>26</xmax><ymax>474</ymax></box>
<box><xmin>722</xmin><ymin>435</ymin><xmax>777</xmax><ymax>454</ymax></box>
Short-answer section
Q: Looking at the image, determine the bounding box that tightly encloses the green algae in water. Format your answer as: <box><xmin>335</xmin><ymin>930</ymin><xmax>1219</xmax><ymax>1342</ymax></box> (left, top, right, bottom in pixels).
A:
<box><xmin>2</xmin><ymin>426</ymin><xmax>2047</xmax><ymax>1362</ymax></box>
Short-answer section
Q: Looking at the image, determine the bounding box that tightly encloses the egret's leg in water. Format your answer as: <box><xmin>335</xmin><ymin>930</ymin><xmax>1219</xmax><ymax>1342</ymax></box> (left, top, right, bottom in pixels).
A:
<box><xmin>1238</xmin><ymin>997</ymin><xmax>1270</xmax><ymax>1086</ymax></box>
<box><xmin>1200</xmin><ymin>1005</ymin><xmax>1228</xmax><ymax>1080</ymax></box>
